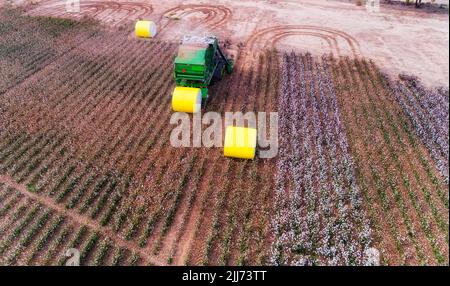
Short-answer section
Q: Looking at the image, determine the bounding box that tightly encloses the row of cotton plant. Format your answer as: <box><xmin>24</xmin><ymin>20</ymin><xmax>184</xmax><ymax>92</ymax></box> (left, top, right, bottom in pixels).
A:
<box><xmin>270</xmin><ymin>52</ymin><xmax>372</xmax><ymax>265</ymax></box>
<box><xmin>391</xmin><ymin>75</ymin><xmax>449</xmax><ymax>184</ymax></box>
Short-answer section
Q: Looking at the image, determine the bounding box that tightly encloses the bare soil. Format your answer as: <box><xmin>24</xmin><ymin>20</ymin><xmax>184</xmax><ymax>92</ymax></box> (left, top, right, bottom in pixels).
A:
<box><xmin>21</xmin><ymin>0</ymin><xmax>450</xmax><ymax>88</ymax></box>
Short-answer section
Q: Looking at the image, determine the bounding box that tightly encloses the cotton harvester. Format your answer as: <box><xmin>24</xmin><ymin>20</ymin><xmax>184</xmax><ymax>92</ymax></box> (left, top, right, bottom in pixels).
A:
<box><xmin>171</xmin><ymin>35</ymin><xmax>233</xmax><ymax>113</ymax></box>
<box><xmin>135</xmin><ymin>21</ymin><xmax>257</xmax><ymax>159</ymax></box>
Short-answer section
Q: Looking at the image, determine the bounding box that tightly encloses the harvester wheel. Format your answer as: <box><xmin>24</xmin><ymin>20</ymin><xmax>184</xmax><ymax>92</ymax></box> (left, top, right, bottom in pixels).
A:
<box><xmin>213</xmin><ymin>62</ymin><xmax>225</xmax><ymax>82</ymax></box>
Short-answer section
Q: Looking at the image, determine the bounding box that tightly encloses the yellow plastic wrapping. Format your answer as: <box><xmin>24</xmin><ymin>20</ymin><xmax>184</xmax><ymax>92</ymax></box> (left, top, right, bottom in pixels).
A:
<box><xmin>224</xmin><ymin>126</ymin><xmax>257</xmax><ymax>160</ymax></box>
<box><xmin>135</xmin><ymin>20</ymin><xmax>157</xmax><ymax>38</ymax></box>
<box><xmin>171</xmin><ymin>87</ymin><xmax>202</xmax><ymax>113</ymax></box>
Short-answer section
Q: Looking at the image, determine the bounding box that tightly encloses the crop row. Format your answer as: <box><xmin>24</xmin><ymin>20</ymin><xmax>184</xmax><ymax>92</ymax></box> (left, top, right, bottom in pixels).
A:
<box><xmin>270</xmin><ymin>52</ymin><xmax>371</xmax><ymax>266</ymax></box>
<box><xmin>0</xmin><ymin>19</ymin><xmax>279</xmax><ymax>265</ymax></box>
<box><xmin>0</xmin><ymin>8</ymin><xmax>98</xmax><ymax>95</ymax></box>
<box><xmin>391</xmin><ymin>75</ymin><xmax>449</xmax><ymax>184</ymax></box>
<box><xmin>0</xmin><ymin>28</ymin><xmax>178</xmax><ymax>263</ymax></box>
<box><xmin>329</xmin><ymin>56</ymin><xmax>448</xmax><ymax>265</ymax></box>
<box><xmin>0</xmin><ymin>185</ymin><xmax>142</xmax><ymax>265</ymax></box>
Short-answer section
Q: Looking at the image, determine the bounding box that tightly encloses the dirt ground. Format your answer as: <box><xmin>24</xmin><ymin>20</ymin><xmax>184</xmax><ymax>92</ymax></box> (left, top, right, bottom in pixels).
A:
<box><xmin>15</xmin><ymin>0</ymin><xmax>450</xmax><ymax>88</ymax></box>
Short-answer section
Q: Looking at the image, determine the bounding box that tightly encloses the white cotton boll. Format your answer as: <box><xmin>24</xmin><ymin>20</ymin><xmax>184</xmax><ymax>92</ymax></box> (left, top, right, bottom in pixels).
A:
<box><xmin>364</xmin><ymin>247</ymin><xmax>380</xmax><ymax>266</ymax></box>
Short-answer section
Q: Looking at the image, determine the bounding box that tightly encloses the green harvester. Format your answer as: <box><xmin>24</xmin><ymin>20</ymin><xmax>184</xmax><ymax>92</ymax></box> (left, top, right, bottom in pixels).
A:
<box><xmin>171</xmin><ymin>35</ymin><xmax>234</xmax><ymax>113</ymax></box>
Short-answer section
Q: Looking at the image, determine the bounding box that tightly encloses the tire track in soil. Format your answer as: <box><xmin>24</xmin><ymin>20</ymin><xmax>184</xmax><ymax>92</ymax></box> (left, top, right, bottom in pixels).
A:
<box><xmin>27</xmin><ymin>0</ymin><xmax>154</xmax><ymax>26</ymax></box>
<box><xmin>246</xmin><ymin>25</ymin><xmax>361</xmax><ymax>58</ymax></box>
<box><xmin>158</xmin><ymin>4</ymin><xmax>232</xmax><ymax>36</ymax></box>
<box><xmin>268</xmin><ymin>32</ymin><xmax>340</xmax><ymax>57</ymax></box>
<box><xmin>0</xmin><ymin>174</ymin><xmax>166</xmax><ymax>266</ymax></box>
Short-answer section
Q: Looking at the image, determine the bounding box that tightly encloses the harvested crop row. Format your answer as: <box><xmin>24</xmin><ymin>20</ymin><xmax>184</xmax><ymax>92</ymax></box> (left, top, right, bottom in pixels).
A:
<box><xmin>0</xmin><ymin>15</ymin><xmax>275</xmax><ymax>266</ymax></box>
<box><xmin>171</xmin><ymin>51</ymin><xmax>278</xmax><ymax>266</ymax></box>
<box><xmin>0</xmin><ymin>8</ymin><xmax>99</xmax><ymax>95</ymax></box>
<box><xmin>0</xmin><ymin>184</ymin><xmax>151</xmax><ymax>266</ymax></box>
<box><xmin>0</xmin><ymin>17</ymin><xmax>176</xmax><ymax>265</ymax></box>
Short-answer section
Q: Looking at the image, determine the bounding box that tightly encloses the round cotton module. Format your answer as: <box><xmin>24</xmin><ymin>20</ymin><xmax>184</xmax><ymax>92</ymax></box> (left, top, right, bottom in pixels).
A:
<box><xmin>171</xmin><ymin>86</ymin><xmax>202</xmax><ymax>113</ymax></box>
<box><xmin>223</xmin><ymin>126</ymin><xmax>257</xmax><ymax>160</ymax></box>
<box><xmin>135</xmin><ymin>20</ymin><xmax>157</xmax><ymax>38</ymax></box>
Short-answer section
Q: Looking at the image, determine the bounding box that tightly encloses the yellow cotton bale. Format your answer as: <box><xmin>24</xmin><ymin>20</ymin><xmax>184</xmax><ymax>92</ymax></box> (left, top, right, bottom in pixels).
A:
<box><xmin>171</xmin><ymin>87</ymin><xmax>202</xmax><ymax>113</ymax></box>
<box><xmin>224</xmin><ymin>126</ymin><xmax>257</xmax><ymax>160</ymax></box>
<box><xmin>135</xmin><ymin>20</ymin><xmax>157</xmax><ymax>38</ymax></box>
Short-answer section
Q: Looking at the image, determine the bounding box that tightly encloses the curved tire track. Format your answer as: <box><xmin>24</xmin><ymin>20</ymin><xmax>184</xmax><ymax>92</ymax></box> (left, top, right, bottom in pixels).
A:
<box><xmin>246</xmin><ymin>25</ymin><xmax>361</xmax><ymax>57</ymax></box>
<box><xmin>27</xmin><ymin>1</ymin><xmax>154</xmax><ymax>26</ymax></box>
<box><xmin>160</xmin><ymin>4</ymin><xmax>232</xmax><ymax>31</ymax></box>
<box><xmin>268</xmin><ymin>31</ymin><xmax>341</xmax><ymax>57</ymax></box>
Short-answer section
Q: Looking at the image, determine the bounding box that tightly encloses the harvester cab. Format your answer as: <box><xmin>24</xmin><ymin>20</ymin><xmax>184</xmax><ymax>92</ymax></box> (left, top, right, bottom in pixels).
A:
<box><xmin>171</xmin><ymin>35</ymin><xmax>234</xmax><ymax>113</ymax></box>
